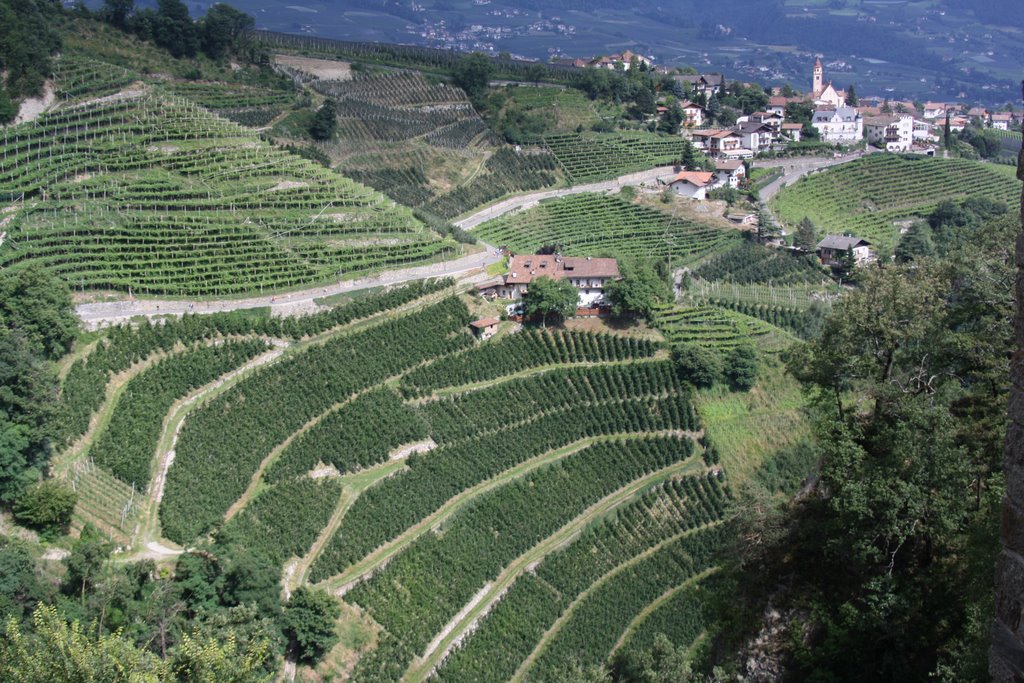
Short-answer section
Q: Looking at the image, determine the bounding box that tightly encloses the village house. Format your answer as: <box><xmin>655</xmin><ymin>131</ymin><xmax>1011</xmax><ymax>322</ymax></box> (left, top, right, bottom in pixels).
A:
<box><xmin>689</xmin><ymin>129</ymin><xmax>747</xmax><ymax>158</ymax></box>
<box><xmin>476</xmin><ymin>254</ymin><xmax>620</xmax><ymax>308</ymax></box>
<box><xmin>589</xmin><ymin>49</ymin><xmax>652</xmax><ymax>71</ymax></box>
<box><xmin>816</xmin><ymin>235</ymin><xmax>873</xmax><ymax>267</ymax></box>
<box><xmin>922</xmin><ymin>102</ymin><xmax>951</xmax><ymax>119</ymax></box>
<box><xmin>812</xmin><ymin>105</ymin><xmax>863</xmax><ymax>143</ymax></box>
<box><xmin>781</xmin><ymin>122</ymin><xmax>803</xmax><ymax>141</ymax></box>
<box><xmin>469</xmin><ymin>317</ymin><xmax>499</xmax><ymax>340</ymax></box>
<box><xmin>713</xmin><ymin>159</ymin><xmax>745</xmax><ymax>189</ymax></box>
<box><xmin>736</xmin><ymin>121</ymin><xmax>775</xmax><ymax>155</ymax></box>
<box><xmin>678</xmin><ymin>100</ymin><xmax>706</xmax><ymax>127</ymax></box>
<box><xmin>673</xmin><ymin>73</ymin><xmax>724</xmax><ymax>96</ymax></box>
<box><xmin>748</xmin><ymin>111</ymin><xmax>784</xmax><ymax>133</ymax></box>
<box><xmin>991</xmin><ymin>112</ymin><xmax>1013</xmax><ymax>130</ymax></box>
<box><xmin>863</xmin><ymin>114</ymin><xmax>914</xmax><ymax>152</ymax></box>
<box><xmin>660</xmin><ymin>170</ymin><xmax>716</xmax><ymax>199</ymax></box>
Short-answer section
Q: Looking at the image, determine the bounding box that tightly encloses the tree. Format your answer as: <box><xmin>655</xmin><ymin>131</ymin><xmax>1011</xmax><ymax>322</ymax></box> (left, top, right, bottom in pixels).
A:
<box><xmin>64</xmin><ymin>524</ymin><xmax>113</xmax><ymax>607</ymax></box>
<box><xmin>793</xmin><ymin>217</ymin><xmax>817</xmax><ymax>252</ymax></box>
<box><xmin>634</xmin><ymin>86</ymin><xmax>656</xmax><ymax>119</ymax></box>
<box><xmin>309</xmin><ymin>101</ymin><xmax>336</xmax><ymax>141</ymax></box>
<box><xmin>725</xmin><ymin>342</ymin><xmax>759</xmax><ymax>391</ymax></box>
<box><xmin>610</xmin><ymin>633</ymin><xmax>694</xmax><ymax>682</ymax></box>
<box><xmin>13</xmin><ymin>480</ymin><xmax>76</xmax><ymax>536</ymax></box>
<box><xmin>199</xmin><ymin>3</ymin><xmax>254</xmax><ymax>60</ymax></box>
<box><xmin>672</xmin><ymin>343</ymin><xmax>722</xmax><ymax>388</ymax></box>
<box><xmin>0</xmin><ymin>84</ymin><xmax>16</xmax><ymax>125</ymax></box>
<box><xmin>101</xmin><ymin>0</ymin><xmax>134</xmax><ymax>30</ymax></box>
<box><xmin>523</xmin><ymin>276</ymin><xmax>577</xmax><ymax>328</ymax></box>
<box><xmin>894</xmin><ymin>221</ymin><xmax>934</xmax><ymax>263</ymax></box>
<box><xmin>844</xmin><ymin>84</ymin><xmax>858</xmax><ymax>106</ymax></box>
<box><xmin>657</xmin><ymin>102</ymin><xmax>683</xmax><ymax>134</ymax></box>
<box><xmin>0</xmin><ymin>266</ymin><xmax>78</xmax><ymax>361</ymax></box>
<box><xmin>452</xmin><ymin>52</ymin><xmax>494</xmax><ymax>105</ymax></box>
<box><xmin>943</xmin><ymin>111</ymin><xmax>952</xmax><ymax>148</ymax></box>
<box><xmin>153</xmin><ymin>0</ymin><xmax>199</xmax><ymax>58</ymax></box>
<box><xmin>281</xmin><ymin>587</ymin><xmax>340</xmax><ymax>664</ymax></box>
<box><xmin>604</xmin><ymin>259</ymin><xmax>672</xmax><ymax>320</ymax></box>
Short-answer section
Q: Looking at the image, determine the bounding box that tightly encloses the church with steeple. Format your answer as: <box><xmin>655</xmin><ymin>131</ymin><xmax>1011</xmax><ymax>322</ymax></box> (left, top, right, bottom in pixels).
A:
<box><xmin>811</xmin><ymin>56</ymin><xmax>846</xmax><ymax>108</ymax></box>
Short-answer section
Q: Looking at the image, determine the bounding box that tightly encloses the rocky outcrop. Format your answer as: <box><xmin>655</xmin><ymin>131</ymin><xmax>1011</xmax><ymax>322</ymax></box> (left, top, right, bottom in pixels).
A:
<box><xmin>991</xmin><ymin>98</ymin><xmax>1024</xmax><ymax>682</ymax></box>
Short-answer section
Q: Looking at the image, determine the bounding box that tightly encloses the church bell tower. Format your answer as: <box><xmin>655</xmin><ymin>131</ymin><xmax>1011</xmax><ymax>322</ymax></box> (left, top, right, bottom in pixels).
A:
<box><xmin>813</xmin><ymin>57</ymin><xmax>823</xmax><ymax>96</ymax></box>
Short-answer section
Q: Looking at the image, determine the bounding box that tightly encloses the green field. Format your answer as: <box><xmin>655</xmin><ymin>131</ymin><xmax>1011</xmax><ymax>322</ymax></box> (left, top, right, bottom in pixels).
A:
<box><xmin>770</xmin><ymin>154</ymin><xmax>1020</xmax><ymax>255</ymax></box>
<box><xmin>474</xmin><ymin>192</ymin><xmax>741</xmax><ymax>263</ymax></box>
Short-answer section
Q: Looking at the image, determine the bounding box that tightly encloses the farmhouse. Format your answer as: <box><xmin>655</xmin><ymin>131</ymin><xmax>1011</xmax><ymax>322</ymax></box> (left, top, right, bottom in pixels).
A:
<box><xmin>660</xmin><ymin>170</ymin><xmax>715</xmax><ymax>199</ymax></box>
<box><xmin>477</xmin><ymin>254</ymin><xmax>620</xmax><ymax>308</ymax></box>
<box><xmin>816</xmin><ymin>235</ymin><xmax>873</xmax><ymax>267</ymax></box>
<box><xmin>678</xmin><ymin>100</ymin><xmax>706</xmax><ymax>127</ymax></box>
<box><xmin>812</xmin><ymin>105</ymin><xmax>863</xmax><ymax>143</ymax></box>
<box><xmin>991</xmin><ymin>112</ymin><xmax>1013</xmax><ymax>130</ymax></box>
<box><xmin>864</xmin><ymin>114</ymin><xmax>914</xmax><ymax>152</ymax></box>
<box><xmin>922</xmin><ymin>102</ymin><xmax>951</xmax><ymax>119</ymax></box>
<box><xmin>469</xmin><ymin>317</ymin><xmax>499</xmax><ymax>340</ymax></box>
<box><xmin>736</xmin><ymin>121</ymin><xmax>775</xmax><ymax>155</ymax></box>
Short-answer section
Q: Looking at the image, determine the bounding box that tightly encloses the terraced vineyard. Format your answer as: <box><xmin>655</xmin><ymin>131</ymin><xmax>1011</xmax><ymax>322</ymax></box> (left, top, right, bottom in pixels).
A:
<box><xmin>300</xmin><ymin>69</ymin><xmax>560</xmax><ymax>219</ymax></box>
<box><xmin>770</xmin><ymin>154</ymin><xmax>1020</xmax><ymax>255</ymax></box>
<box><xmin>473</xmin><ymin>192</ymin><xmax>741</xmax><ymax>262</ymax></box>
<box><xmin>0</xmin><ymin>93</ymin><xmax>458</xmax><ymax>295</ymax></box>
<box><xmin>543</xmin><ymin>132</ymin><xmax>694</xmax><ymax>183</ymax></box>
<box><xmin>53</xmin><ymin>54</ymin><xmax>139</xmax><ymax>102</ymax></box>
<box><xmin>52</xmin><ymin>278</ymin><xmax>775</xmax><ymax>679</ymax></box>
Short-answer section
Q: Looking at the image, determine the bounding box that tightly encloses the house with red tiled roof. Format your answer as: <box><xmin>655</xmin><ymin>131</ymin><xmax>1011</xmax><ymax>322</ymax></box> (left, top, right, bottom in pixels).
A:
<box><xmin>477</xmin><ymin>254</ymin><xmax>620</xmax><ymax>307</ymax></box>
<box><xmin>991</xmin><ymin>112</ymin><xmax>1014</xmax><ymax>130</ymax></box>
<box><xmin>922</xmin><ymin>102</ymin><xmax>952</xmax><ymax>119</ymax></box>
<box><xmin>659</xmin><ymin>170</ymin><xmax>716</xmax><ymax>199</ymax></box>
<box><xmin>712</xmin><ymin>159</ymin><xmax>745</xmax><ymax>189</ymax></box>
<box><xmin>678</xmin><ymin>100</ymin><xmax>705</xmax><ymax>127</ymax></box>
<box><xmin>469</xmin><ymin>317</ymin><xmax>499</xmax><ymax>340</ymax></box>
<box><xmin>781</xmin><ymin>122</ymin><xmax>803</xmax><ymax>141</ymax></box>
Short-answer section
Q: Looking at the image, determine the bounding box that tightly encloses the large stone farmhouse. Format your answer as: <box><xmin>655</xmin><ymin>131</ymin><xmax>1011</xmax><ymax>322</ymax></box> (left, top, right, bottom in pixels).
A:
<box><xmin>476</xmin><ymin>254</ymin><xmax>620</xmax><ymax>308</ymax></box>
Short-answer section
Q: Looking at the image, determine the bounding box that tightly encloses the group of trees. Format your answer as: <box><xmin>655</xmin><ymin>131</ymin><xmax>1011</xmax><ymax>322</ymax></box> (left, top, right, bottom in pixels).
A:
<box><xmin>98</xmin><ymin>0</ymin><xmax>254</xmax><ymax>60</ymax></box>
<box><xmin>715</xmin><ymin>204</ymin><xmax>1016</xmax><ymax>679</ymax></box>
<box><xmin>0</xmin><ymin>268</ymin><xmax>78</xmax><ymax>532</ymax></box>
<box><xmin>672</xmin><ymin>342</ymin><xmax>759</xmax><ymax>392</ymax></box>
<box><xmin>0</xmin><ymin>0</ymin><xmax>63</xmax><ymax>122</ymax></box>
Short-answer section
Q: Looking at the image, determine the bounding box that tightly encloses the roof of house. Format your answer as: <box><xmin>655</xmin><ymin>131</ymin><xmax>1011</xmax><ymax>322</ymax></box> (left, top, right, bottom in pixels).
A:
<box><xmin>663</xmin><ymin>171</ymin><xmax>716</xmax><ymax>188</ymax></box>
<box><xmin>864</xmin><ymin>115</ymin><xmax>901</xmax><ymax>126</ymax></box>
<box><xmin>781</xmin><ymin>122</ymin><xmax>803</xmax><ymax>130</ymax></box>
<box><xmin>813</xmin><ymin>105</ymin><xmax>860</xmax><ymax>122</ymax></box>
<box><xmin>690</xmin><ymin>129</ymin><xmax>723</xmax><ymax>138</ymax></box>
<box><xmin>750</xmin><ymin>111</ymin><xmax>782</xmax><ymax>119</ymax></box>
<box><xmin>817</xmin><ymin>235</ymin><xmax>871</xmax><ymax>251</ymax></box>
<box><xmin>679</xmin><ymin>100</ymin><xmax>704</xmax><ymax>110</ymax></box>
<box><xmin>505</xmin><ymin>254</ymin><xmax>619</xmax><ymax>285</ymax></box>
<box><xmin>470</xmin><ymin>317</ymin><xmax>500</xmax><ymax>329</ymax></box>
<box><xmin>992</xmin><ymin>112</ymin><xmax>1013</xmax><ymax>121</ymax></box>
<box><xmin>923</xmin><ymin>101</ymin><xmax>949</xmax><ymax>110</ymax></box>
<box><xmin>474</xmin><ymin>278</ymin><xmax>504</xmax><ymax>291</ymax></box>
<box><xmin>737</xmin><ymin>121</ymin><xmax>773</xmax><ymax>134</ymax></box>
<box><xmin>714</xmin><ymin>159</ymin><xmax>744</xmax><ymax>171</ymax></box>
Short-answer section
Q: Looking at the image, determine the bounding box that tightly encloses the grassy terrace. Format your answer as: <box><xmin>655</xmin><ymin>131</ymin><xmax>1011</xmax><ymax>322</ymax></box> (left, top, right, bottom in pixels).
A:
<box><xmin>770</xmin><ymin>154</ymin><xmax>1019</xmax><ymax>255</ymax></box>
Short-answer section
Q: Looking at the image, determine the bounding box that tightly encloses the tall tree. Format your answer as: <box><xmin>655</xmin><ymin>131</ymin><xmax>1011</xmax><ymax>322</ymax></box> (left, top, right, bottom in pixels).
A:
<box><xmin>793</xmin><ymin>217</ymin><xmax>818</xmax><ymax>252</ymax></box>
<box><xmin>153</xmin><ymin>0</ymin><xmax>199</xmax><ymax>58</ymax></box>
<box><xmin>281</xmin><ymin>587</ymin><xmax>340</xmax><ymax>664</ymax></box>
<box><xmin>844</xmin><ymin>84</ymin><xmax>858</xmax><ymax>106</ymax></box>
<box><xmin>452</xmin><ymin>52</ymin><xmax>494</xmax><ymax>105</ymax></box>
<box><xmin>309</xmin><ymin>101</ymin><xmax>336</xmax><ymax>141</ymax></box>
<box><xmin>199</xmin><ymin>3</ymin><xmax>254</xmax><ymax>60</ymax></box>
<box><xmin>603</xmin><ymin>258</ymin><xmax>672</xmax><ymax>320</ymax></box>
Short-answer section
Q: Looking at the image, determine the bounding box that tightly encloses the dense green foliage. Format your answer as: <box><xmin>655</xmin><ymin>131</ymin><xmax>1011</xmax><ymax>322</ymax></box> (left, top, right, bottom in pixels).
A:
<box><xmin>695</xmin><ymin>241</ymin><xmax>826</xmax><ymax>286</ymax></box>
<box><xmin>161</xmin><ymin>297</ymin><xmax>473</xmax><ymax>544</ymax></box>
<box><xmin>0</xmin><ymin>268</ymin><xmax>77</xmax><ymax>504</ymax></box>
<box><xmin>311</xmin><ymin>361</ymin><xmax>699</xmax><ymax>582</ymax></box>
<box><xmin>523</xmin><ymin>275</ymin><xmax>578</xmax><ymax>327</ymax></box>
<box><xmin>281</xmin><ymin>587</ymin><xmax>340</xmax><ymax>665</ymax></box>
<box><xmin>715</xmin><ymin>211</ymin><xmax>1016</xmax><ymax>680</ymax></box>
<box><xmin>348</xmin><ymin>436</ymin><xmax>695</xmax><ymax>656</ymax></box>
<box><xmin>90</xmin><ymin>340</ymin><xmax>268</xmax><ymax>488</ymax></box>
<box><xmin>0</xmin><ymin>0</ymin><xmax>62</xmax><ymax>101</ymax></box>
<box><xmin>604</xmin><ymin>258</ymin><xmax>673</xmax><ymax>320</ymax></box>
<box><xmin>437</xmin><ymin>476</ymin><xmax>729</xmax><ymax>682</ymax></box>
<box><xmin>400</xmin><ymin>328</ymin><xmax>658</xmax><ymax>397</ymax></box>
<box><xmin>264</xmin><ymin>388</ymin><xmax>428</xmax><ymax>482</ymax></box>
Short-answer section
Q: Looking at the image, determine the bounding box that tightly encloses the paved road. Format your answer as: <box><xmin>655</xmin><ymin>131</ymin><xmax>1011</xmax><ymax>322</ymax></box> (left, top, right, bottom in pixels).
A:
<box><xmin>754</xmin><ymin>150</ymin><xmax>873</xmax><ymax>204</ymax></box>
<box><xmin>76</xmin><ymin>248</ymin><xmax>502</xmax><ymax>329</ymax></box>
<box><xmin>454</xmin><ymin>166</ymin><xmax>679</xmax><ymax>230</ymax></box>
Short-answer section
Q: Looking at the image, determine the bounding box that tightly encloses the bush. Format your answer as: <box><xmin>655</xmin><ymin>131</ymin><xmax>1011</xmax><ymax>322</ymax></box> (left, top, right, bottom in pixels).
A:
<box><xmin>282</xmin><ymin>587</ymin><xmax>341</xmax><ymax>664</ymax></box>
<box><xmin>13</xmin><ymin>481</ymin><xmax>76</xmax><ymax>537</ymax></box>
<box><xmin>725</xmin><ymin>342</ymin><xmax>759</xmax><ymax>391</ymax></box>
<box><xmin>672</xmin><ymin>343</ymin><xmax>722</xmax><ymax>388</ymax></box>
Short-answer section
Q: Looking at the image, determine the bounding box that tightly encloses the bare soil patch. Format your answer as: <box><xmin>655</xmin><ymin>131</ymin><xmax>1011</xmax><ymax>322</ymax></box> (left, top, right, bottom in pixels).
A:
<box><xmin>274</xmin><ymin>54</ymin><xmax>353</xmax><ymax>81</ymax></box>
